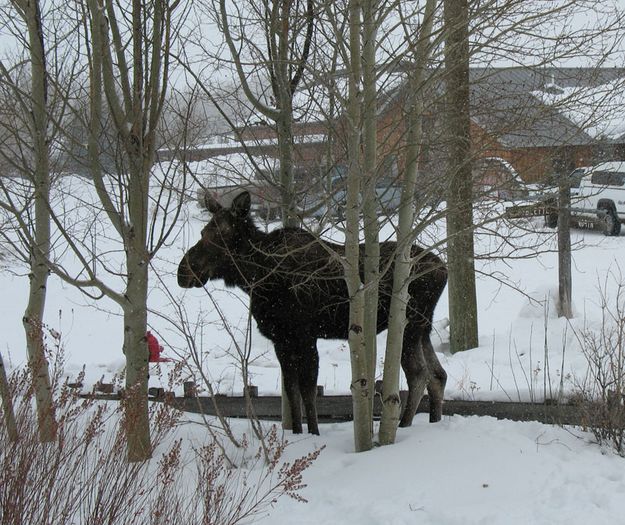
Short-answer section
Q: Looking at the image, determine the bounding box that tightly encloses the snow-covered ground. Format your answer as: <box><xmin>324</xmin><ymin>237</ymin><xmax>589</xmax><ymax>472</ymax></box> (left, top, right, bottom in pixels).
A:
<box><xmin>3</xmin><ymin>173</ymin><xmax>625</xmax><ymax>523</ymax></box>
<box><xmin>253</xmin><ymin>415</ymin><xmax>625</xmax><ymax>525</ymax></box>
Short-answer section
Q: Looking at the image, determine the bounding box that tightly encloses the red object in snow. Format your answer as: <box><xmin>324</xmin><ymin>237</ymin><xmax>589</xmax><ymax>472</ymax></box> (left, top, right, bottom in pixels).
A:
<box><xmin>147</xmin><ymin>331</ymin><xmax>171</xmax><ymax>362</ymax></box>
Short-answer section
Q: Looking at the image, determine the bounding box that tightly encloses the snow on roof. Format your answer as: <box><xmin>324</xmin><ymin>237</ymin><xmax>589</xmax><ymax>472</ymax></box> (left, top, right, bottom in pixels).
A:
<box><xmin>532</xmin><ymin>79</ymin><xmax>625</xmax><ymax>141</ymax></box>
<box><xmin>192</xmin><ymin>133</ymin><xmax>327</xmax><ymax>151</ymax></box>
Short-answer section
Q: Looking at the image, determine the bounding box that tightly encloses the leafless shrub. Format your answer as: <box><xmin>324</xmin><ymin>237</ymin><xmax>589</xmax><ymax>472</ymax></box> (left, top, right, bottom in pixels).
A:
<box><xmin>190</xmin><ymin>426</ymin><xmax>324</xmax><ymax>524</ymax></box>
<box><xmin>0</xmin><ymin>331</ymin><xmax>321</xmax><ymax>524</ymax></box>
<box><xmin>574</xmin><ymin>271</ymin><xmax>625</xmax><ymax>455</ymax></box>
<box><xmin>153</xmin><ymin>267</ymin><xmax>279</xmax><ymax>463</ymax></box>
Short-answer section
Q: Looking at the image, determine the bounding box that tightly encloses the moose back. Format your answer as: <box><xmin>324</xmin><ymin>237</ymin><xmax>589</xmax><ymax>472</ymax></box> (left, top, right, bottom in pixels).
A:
<box><xmin>177</xmin><ymin>191</ymin><xmax>448</xmax><ymax>434</ymax></box>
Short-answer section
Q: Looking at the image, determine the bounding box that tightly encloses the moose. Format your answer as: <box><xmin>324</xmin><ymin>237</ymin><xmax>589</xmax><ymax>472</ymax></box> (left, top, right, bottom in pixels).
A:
<box><xmin>177</xmin><ymin>191</ymin><xmax>448</xmax><ymax>435</ymax></box>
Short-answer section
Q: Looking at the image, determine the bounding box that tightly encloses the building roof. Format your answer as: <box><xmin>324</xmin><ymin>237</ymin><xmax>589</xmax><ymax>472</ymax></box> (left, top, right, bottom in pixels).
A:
<box><xmin>182</xmin><ymin>66</ymin><xmax>625</xmax><ymax>159</ymax></box>
<box><xmin>469</xmin><ymin>67</ymin><xmax>625</xmax><ymax>149</ymax></box>
<box><xmin>382</xmin><ymin>66</ymin><xmax>625</xmax><ymax>149</ymax></box>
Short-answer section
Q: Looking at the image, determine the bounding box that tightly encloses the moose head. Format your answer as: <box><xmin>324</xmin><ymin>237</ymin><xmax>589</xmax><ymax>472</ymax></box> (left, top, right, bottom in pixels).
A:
<box><xmin>177</xmin><ymin>191</ymin><xmax>253</xmax><ymax>288</ymax></box>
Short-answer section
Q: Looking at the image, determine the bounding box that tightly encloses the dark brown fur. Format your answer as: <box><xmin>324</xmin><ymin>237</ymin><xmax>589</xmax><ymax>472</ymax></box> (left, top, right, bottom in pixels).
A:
<box><xmin>178</xmin><ymin>191</ymin><xmax>448</xmax><ymax>434</ymax></box>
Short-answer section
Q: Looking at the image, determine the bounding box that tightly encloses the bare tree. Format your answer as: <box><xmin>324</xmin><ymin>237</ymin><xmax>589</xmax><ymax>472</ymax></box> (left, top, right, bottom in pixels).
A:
<box><xmin>188</xmin><ymin>0</ymin><xmax>316</xmax><ymax>432</ymax></box>
<box><xmin>0</xmin><ymin>1</ymin><xmax>185</xmax><ymax>458</ymax></box>
<box><xmin>63</xmin><ymin>0</ymin><xmax>185</xmax><ymax>461</ymax></box>
<box><xmin>214</xmin><ymin>0</ymin><xmax>315</xmax><ymax>227</ymax></box>
<box><xmin>0</xmin><ymin>0</ymin><xmax>65</xmax><ymax>442</ymax></box>
<box><xmin>378</xmin><ymin>0</ymin><xmax>439</xmax><ymax>445</ymax></box>
<box><xmin>0</xmin><ymin>0</ymin><xmax>190</xmax><ymax>461</ymax></box>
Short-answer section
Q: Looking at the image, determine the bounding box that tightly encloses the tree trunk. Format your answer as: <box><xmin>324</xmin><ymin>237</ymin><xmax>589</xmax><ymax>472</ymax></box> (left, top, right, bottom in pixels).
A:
<box><xmin>557</xmin><ymin>177</ymin><xmax>573</xmax><ymax>318</ymax></box>
<box><xmin>22</xmin><ymin>0</ymin><xmax>56</xmax><ymax>442</ymax></box>
<box><xmin>273</xmin><ymin>9</ymin><xmax>297</xmax><ymax>424</ymax></box>
<box><xmin>276</xmin><ymin>103</ymin><xmax>297</xmax><ymax>228</ymax></box>
<box><xmin>379</xmin><ymin>0</ymin><xmax>437</xmax><ymax>445</ymax></box>
<box><xmin>0</xmin><ymin>353</ymin><xmax>18</xmax><ymax>443</ymax></box>
<box><xmin>378</xmin><ymin>245</ymin><xmax>412</xmax><ymax>444</ymax></box>
<box><xmin>444</xmin><ymin>0</ymin><xmax>479</xmax><ymax>354</ymax></box>
<box><xmin>361</xmin><ymin>0</ymin><xmax>379</xmax><ymax>429</ymax></box>
<box><xmin>345</xmin><ymin>0</ymin><xmax>373</xmax><ymax>452</ymax></box>
<box><xmin>347</xmin><ymin>286</ymin><xmax>372</xmax><ymax>451</ymax></box>
<box><xmin>123</xmin><ymin>249</ymin><xmax>151</xmax><ymax>462</ymax></box>
<box><xmin>123</xmin><ymin>128</ymin><xmax>152</xmax><ymax>461</ymax></box>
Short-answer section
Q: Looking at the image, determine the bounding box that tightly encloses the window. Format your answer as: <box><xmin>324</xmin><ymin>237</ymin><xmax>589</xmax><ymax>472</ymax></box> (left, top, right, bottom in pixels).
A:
<box><xmin>591</xmin><ymin>171</ymin><xmax>625</xmax><ymax>187</ymax></box>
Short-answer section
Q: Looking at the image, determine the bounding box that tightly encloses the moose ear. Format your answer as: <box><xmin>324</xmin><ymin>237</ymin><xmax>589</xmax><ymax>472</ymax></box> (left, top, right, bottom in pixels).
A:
<box><xmin>231</xmin><ymin>191</ymin><xmax>251</xmax><ymax>217</ymax></box>
<box><xmin>204</xmin><ymin>192</ymin><xmax>222</xmax><ymax>214</ymax></box>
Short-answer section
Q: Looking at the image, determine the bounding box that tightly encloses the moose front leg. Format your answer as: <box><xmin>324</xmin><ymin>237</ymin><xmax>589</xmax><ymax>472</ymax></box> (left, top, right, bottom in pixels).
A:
<box><xmin>298</xmin><ymin>341</ymin><xmax>320</xmax><ymax>435</ymax></box>
<box><xmin>275</xmin><ymin>343</ymin><xmax>304</xmax><ymax>434</ymax></box>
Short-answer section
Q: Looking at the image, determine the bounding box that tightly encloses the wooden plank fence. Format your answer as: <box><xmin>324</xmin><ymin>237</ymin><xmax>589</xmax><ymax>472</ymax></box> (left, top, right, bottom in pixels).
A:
<box><xmin>87</xmin><ymin>381</ymin><xmax>584</xmax><ymax>426</ymax></box>
<box><xmin>168</xmin><ymin>393</ymin><xmax>582</xmax><ymax>426</ymax></box>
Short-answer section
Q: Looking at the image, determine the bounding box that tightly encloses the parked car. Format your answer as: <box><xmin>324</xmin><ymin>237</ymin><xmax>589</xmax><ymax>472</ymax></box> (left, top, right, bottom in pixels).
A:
<box><xmin>296</xmin><ymin>170</ymin><xmax>403</xmax><ymax>220</ymax></box>
<box><xmin>329</xmin><ymin>175</ymin><xmax>402</xmax><ymax>219</ymax></box>
<box><xmin>544</xmin><ymin>162</ymin><xmax>625</xmax><ymax>235</ymax></box>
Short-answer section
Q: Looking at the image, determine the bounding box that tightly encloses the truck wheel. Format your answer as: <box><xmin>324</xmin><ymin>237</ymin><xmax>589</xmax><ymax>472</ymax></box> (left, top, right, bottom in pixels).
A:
<box><xmin>603</xmin><ymin>209</ymin><xmax>621</xmax><ymax>236</ymax></box>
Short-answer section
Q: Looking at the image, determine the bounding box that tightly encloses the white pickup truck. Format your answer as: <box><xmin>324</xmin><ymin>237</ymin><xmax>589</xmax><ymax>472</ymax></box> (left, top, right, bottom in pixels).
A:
<box><xmin>571</xmin><ymin>161</ymin><xmax>625</xmax><ymax>236</ymax></box>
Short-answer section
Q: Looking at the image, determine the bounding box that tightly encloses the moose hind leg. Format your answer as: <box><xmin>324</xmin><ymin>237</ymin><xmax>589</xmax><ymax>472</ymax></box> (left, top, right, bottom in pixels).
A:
<box><xmin>298</xmin><ymin>342</ymin><xmax>320</xmax><ymax>435</ymax></box>
<box><xmin>399</xmin><ymin>333</ymin><xmax>430</xmax><ymax>427</ymax></box>
<box><xmin>423</xmin><ymin>333</ymin><xmax>446</xmax><ymax>422</ymax></box>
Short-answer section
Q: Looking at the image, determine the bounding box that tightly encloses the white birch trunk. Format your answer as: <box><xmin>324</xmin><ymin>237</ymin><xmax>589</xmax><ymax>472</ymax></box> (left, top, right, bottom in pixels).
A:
<box><xmin>123</xmin><ymin>240</ymin><xmax>151</xmax><ymax>461</ymax></box>
<box><xmin>378</xmin><ymin>96</ymin><xmax>424</xmax><ymax>444</ymax></box>
<box><xmin>346</xmin><ymin>0</ymin><xmax>373</xmax><ymax>452</ymax></box>
<box><xmin>361</xmin><ymin>0</ymin><xmax>380</xmax><ymax>425</ymax></box>
<box><xmin>379</xmin><ymin>0</ymin><xmax>437</xmax><ymax>445</ymax></box>
<box><xmin>21</xmin><ymin>0</ymin><xmax>56</xmax><ymax>443</ymax></box>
